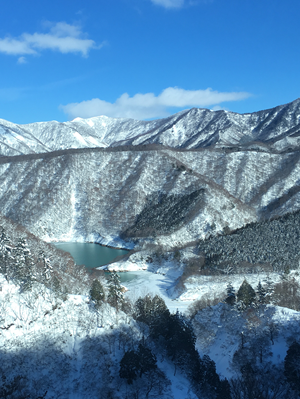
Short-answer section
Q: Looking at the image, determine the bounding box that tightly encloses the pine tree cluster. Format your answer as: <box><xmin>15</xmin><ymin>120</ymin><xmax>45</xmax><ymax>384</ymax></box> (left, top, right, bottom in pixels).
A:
<box><xmin>133</xmin><ymin>294</ymin><xmax>230</xmax><ymax>398</ymax></box>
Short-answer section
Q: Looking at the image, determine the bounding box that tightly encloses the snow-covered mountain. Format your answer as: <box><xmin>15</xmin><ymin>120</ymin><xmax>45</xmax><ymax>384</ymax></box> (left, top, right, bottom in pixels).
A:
<box><xmin>1</xmin><ymin>98</ymin><xmax>300</xmax><ymax>156</ymax></box>
<box><xmin>2</xmin><ymin>100</ymin><xmax>300</xmax><ymax>399</ymax></box>
<box><xmin>1</xmin><ymin>98</ymin><xmax>300</xmax><ymax>248</ymax></box>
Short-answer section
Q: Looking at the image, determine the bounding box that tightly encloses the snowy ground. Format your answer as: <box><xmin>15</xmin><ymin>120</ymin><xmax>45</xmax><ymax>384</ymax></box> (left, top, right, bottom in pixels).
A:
<box><xmin>102</xmin><ymin>252</ymin><xmax>195</xmax><ymax>313</ymax></box>
<box><xmin>194</xmin><ymin>302</ymin><xmax>300</xmax><ymax>379</ymax></box>
<box><xmin>123</xmin><ymin>270</ymin><xmax>194</xmax><ymax>314</ymax></box>
<box><xmin>102</xmin><ymin>252</ymin><xmax>288</xmax><ymax>313</ymax></box>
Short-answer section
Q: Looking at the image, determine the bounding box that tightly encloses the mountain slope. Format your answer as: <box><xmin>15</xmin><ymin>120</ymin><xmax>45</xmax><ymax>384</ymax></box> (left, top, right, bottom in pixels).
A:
<box><xmin>0</xmin><ymin>145</ymin><xmax>299</xmax><ymax>249</ymax></box>
<box><xmin>1</xmin><ymin>99</ymin><xmax>300</xmax><ymax>249</ymax></box>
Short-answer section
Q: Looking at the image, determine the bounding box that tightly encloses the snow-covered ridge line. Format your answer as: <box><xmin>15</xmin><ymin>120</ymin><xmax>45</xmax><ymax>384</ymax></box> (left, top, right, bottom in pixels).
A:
<box><xmin>0</xmin><ymin>98</ymin><xmax>300</xmax><ymax>156</ymax></box>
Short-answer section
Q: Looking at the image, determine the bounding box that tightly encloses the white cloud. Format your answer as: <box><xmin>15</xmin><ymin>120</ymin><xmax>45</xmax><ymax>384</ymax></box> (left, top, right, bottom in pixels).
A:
<box><xmin>0</xmin><ymin>22</ymin><xmax>98</xmax><ymax>57</ymax></box>
<box><xmin>151</xmin><ymin>0</ymin><xmax>185</xmax><ymax>8</ymax></box>
<box><xmin>61</xmin><ymin>87</ymin><xmax>251</xmax><ymax>120</ymax></box>
<box><xmin>17</xmin><ymin>56</ymin><xmax>27</xmax><ymax>64</ymax></box>
<box><xmin>211</xmin><ymin>105</ymin><xmax>228</xmax><ymax>111</ymax></box>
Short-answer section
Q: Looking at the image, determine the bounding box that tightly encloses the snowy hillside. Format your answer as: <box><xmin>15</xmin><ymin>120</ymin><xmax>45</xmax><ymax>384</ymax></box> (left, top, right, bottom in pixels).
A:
<box><xmin>1</xmin><ymin>142</ymin><xmax>300</xmax><ymax>250</ymax></box>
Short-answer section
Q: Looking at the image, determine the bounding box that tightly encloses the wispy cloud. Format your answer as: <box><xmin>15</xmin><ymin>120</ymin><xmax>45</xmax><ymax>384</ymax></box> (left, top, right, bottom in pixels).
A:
<box><xmin>61</xmin><ymin>87</ymin><xmax>252</xmax><ymax>120</ymax></box>
<box><xmin>17</xmin><ymin>56</ymin><xmax>27</xmax><ymax>64</ymax></box>
<box><xmin>151</xmin><ymin>0</ymin><xmax>213</xmax><ymax>9</ymax></box>
<box><xmin>151</xmin><ymin>0</ymin><xmax>185</xmax><ymax>8</ymax></box>
<box><xmin>0</xmin><ymin>22</ymin><xmax>99</xmax><ymax>58</ymax></box>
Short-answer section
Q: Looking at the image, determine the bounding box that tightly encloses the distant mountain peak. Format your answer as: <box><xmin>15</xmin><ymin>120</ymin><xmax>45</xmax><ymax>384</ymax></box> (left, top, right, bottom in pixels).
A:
<box><xmin>0</xmin><ymin>98</ymin><xmax>300</xmax><ymax>156</ymax></box>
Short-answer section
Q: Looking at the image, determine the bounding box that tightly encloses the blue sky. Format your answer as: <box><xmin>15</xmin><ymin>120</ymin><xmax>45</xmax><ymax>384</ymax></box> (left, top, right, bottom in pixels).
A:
<box><xmin>0</xmin><ymin>0</ymin><xmax>299</xmax><ymax>124</ymax></box>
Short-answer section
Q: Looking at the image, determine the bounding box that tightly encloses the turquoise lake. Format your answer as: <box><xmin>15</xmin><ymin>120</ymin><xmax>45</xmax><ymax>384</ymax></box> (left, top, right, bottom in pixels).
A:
<box><xmin>53</xmin><ymin>242</ymin><xmax>137</xmax><ymax>282</ymax></box>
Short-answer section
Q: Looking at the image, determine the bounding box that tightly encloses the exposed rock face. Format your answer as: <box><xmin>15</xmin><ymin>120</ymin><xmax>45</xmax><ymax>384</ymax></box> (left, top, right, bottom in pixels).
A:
<box><xmin>0</xmin><ymin>98</ymin><xmax>300</xmax><ymax>249</ymax></box>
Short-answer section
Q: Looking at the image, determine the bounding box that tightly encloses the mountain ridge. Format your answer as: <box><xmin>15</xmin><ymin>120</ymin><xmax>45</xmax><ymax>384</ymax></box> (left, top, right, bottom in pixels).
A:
<box><xmin>0</xmin><ymin>98</ymin><xmax>300</xmax><ymax>157</ymax></box>
<box><xmin>1</xmin><ymin>98</ymin><xmax>300</xmax><ymax>249</ymax></box>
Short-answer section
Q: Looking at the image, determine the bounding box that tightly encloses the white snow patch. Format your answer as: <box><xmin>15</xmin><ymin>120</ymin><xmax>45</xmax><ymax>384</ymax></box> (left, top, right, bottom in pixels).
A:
<box><xmin>86</xmin><ymin>119</ymin><xmax>94</xmax><ymax>127</ymax></box>
<box><xmin>123</xmin><ymin>269</ymin><xmax>194</xmax><ymax>313</ymax></box>
<box><xmin>73</xmin><ymin>131</ymin><xmax>87</xmax><ymax>145</ymax></box>
<box><xmin>88</xmin><ymin>136</ymin><xmax>99</xmax><ymax>145</ymax></box>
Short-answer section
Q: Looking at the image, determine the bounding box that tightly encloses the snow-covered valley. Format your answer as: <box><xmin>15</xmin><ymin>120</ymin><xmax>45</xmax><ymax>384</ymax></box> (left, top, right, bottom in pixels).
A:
<box><xmin>1</xmin><ymin>99</ymin><xmax>300</xmax><ymax>398</ymax></box>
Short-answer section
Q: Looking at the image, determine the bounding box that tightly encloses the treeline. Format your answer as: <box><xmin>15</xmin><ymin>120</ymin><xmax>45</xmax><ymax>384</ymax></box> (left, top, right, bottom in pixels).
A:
<box><xmin>186</xmin><ymin>275</ymin><xmax>300</xmax><ymax>315</ymax></box>
<box><xmin>1</xmin><ymin>139</ymin><xmax>271</xmax><ymax>167</ymax></box>
<box><xmin>195</xmin><ymin>208</ymin><xmax>300</xmax><ymax>274</ymax></box>
<box><xmin>0</xmin><ymin>223</ymin><xmax>95</xmax><ymax>296</ymax></box>
<box><xmin>0</xmin><ymin>143</ymin><xmax>184</xmax><ymax>165</ymax></box>
<box><xmin>224</xmin><ymin>276</ymin><xmax>300</xmax><ymax>311</ymax></box>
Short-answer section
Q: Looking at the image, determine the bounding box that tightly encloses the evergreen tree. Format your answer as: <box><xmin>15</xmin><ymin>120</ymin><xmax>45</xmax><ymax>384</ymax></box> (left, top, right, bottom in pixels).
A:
<box><xmin>137</xmin><ymin>343</ymin><xmax>157</xmax><ymax>377</ymax></box>
<box><xmin>90</xmin><ymin>279</ymin><xmax>105</xmax><ymax>308</ymax></box>
<box><xmin>0</xmin><ymin>228</ymin><xmax>13</xmax><ymax>281</ymax></box>
<box><xmin>263</xmin><ymin>274</ymin><xmax>274</xmax><ymax>303</ymax></box>
<box><xmin>50</xmin><ymin>275</ymin><xmax>68</xmax><ymax>301</ymax></box>
<box><xmin>236</xmin><ymin>279</ymin><xmax>256</xmax><ymax>308</ymax></box>
<box><xmin>284</xmin><ymin>341</ymin><xmax>300</xmax><ymax>393</ymax></box>
<box><xmin>119</xmin><ymin>343</ymin><xmax>158</xmax><ymax>385</ymax></box>
<box><xmin>107</xmin><ymin>272</ymin><xmax>123</xmax><ymax>311</ymax></box>
<box><xmin>38</xmin><ymin>251</ymin><xmax>53</xmax><ymax>284</ymax></box>
<box><xmin>134</xmin><ymin>294</ymin><xmax>153</xmax><ymax>324</ymax></box>
<box><xmin>239</xmin><ymin>362</ymin><xmax>257</xmax><ymax>397</ymax></box>
<box><xmin>169</xmin><ymin>311</ymin><xmax>196</xmax><ymax>356</ymax></box>
<box><xmin>134</xmin><ymin>294</ymin><xmax>170</xmax><ymax>332</ymax></box>
<box><xmin>217</xmin><ymin>378</ymin><xmax>232</xmax><ymax>399</ymax></box>
<box><xmin>119</xmin><ymin>350</ymin><xmax>140</xmax><ymax>384</ymax></box>
<box><xmin>202</xmin><ymin>355</ymin><xmax>220</xmax><ymax>391</ymax></box>
<box><xmin>13</xmin><ymin>239</ymin><xmax>26</xmax><ymax>279</ymax></box>
<box><xmin>151</xmin><ymin>294</ymin><xmax>169</xmax><ymax>319</ymax></box>
<box><xmin>13</xmin><ymin>238</ymin><xmax>35</xmax><ymax>291</ymax></box>
<box><xmin>148</xmin><ymin>296</ymin><xmax>170</xmax><ymax>339</ymax></box>
<box><xmin>163</xmin><ymin>311</ymin><xmax>197</xmax><ymax>376</ymax></box>
<box><xmin>225</xmin><ymin>282</ymin><xmax>236</xmax><ymax>306</ymax></box>
<box><xmin>256</xmin><ymin>280</ymin><xmax>266</xmax><ymax>305</ymax></box>
<box><xmin>190</xmin><ymin>354</ymin><xmax>205</xmax><ymax>389</ymax></box>
<box><xmin>50</xmin><ymin>275</ymin><xmax>61</xmax><ymax>295</ymax></box>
